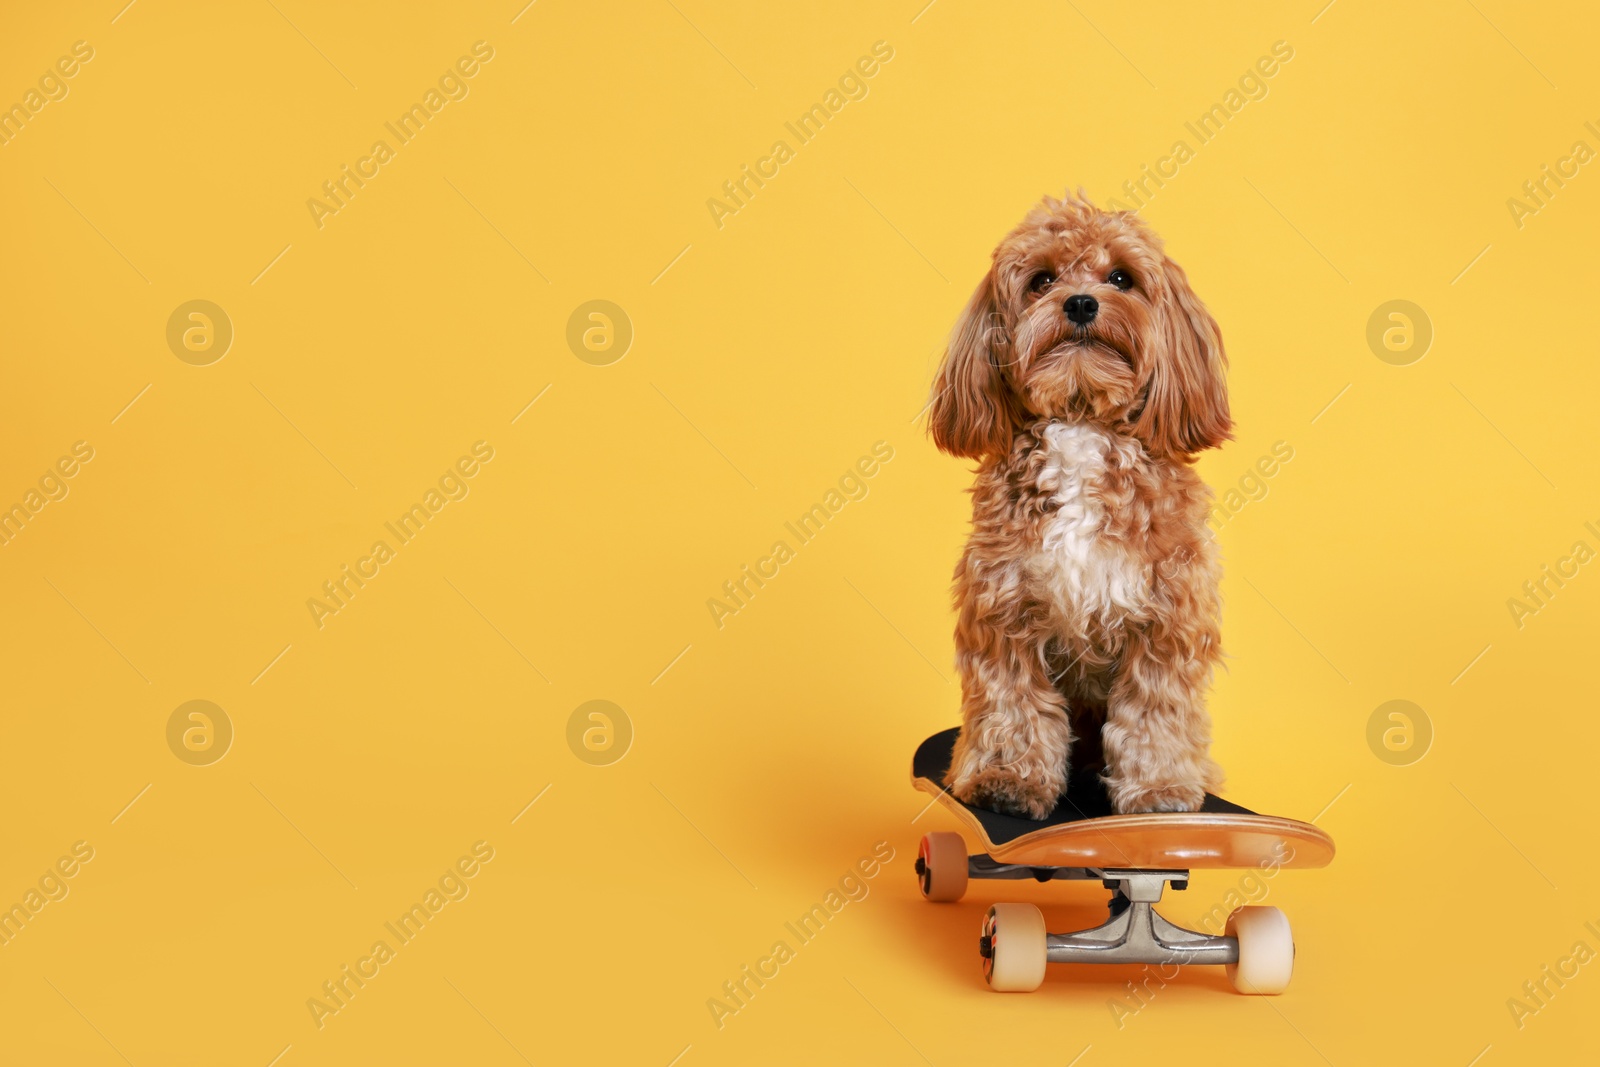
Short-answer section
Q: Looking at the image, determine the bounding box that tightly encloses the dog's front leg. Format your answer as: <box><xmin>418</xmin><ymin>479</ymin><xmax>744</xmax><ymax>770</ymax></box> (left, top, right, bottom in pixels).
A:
<box><xmin>1102</xmin><ymin>622</ymin><xmax>1223</xmax><ymax>814</ymax></box>
<box><xmin>944</xmin><ymin>602</ymin><xmax>1073</xmax><ymax>820</ymax></box>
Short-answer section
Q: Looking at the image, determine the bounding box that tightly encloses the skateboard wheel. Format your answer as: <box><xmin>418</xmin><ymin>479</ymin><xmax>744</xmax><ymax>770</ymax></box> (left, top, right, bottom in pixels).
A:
<box><xmin>917</xmin><ymin>832</ymin><xmax>968</xmax><ymax>903</ymax></box>
<box><xmin>981</xmin><ymin>903</ymin><xmax>1047</xmax><ymax>992</ymax></box>
<box><xmin>1225</xmin><ymin>906</ymin><xmax>1294</xmax><ymax>995</ymax></box>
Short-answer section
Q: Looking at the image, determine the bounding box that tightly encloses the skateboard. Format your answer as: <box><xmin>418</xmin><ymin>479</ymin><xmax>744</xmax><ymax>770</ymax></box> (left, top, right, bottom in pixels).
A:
<box><xmin>911</xmin><ymin>728</ymin><xmax>1335</xmax><ymax>994</ymax></box>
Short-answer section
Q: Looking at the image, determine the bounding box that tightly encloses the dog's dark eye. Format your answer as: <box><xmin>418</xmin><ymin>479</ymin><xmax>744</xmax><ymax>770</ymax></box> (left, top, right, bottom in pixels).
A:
<box><xmin>1028</xmin><ymin>271</ymin><xmax>1055</xmax><ymax>295</ymax></box>
<box><xmin>1108</xmin><ymin>269</ymin><xmax>1135</xmax><ymax>291</ymax></box>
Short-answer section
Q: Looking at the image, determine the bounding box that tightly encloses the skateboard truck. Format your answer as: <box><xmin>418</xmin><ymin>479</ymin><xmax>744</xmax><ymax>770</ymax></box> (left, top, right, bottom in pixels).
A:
<box><xmin>919</xmin><ymin>832</ymin><xmax>1296</xmax><ymax>994</ymax></box>
<box><xmin>968</xmin><ymin>867</ymin><xmax>1234</xmax><ymax>968</ymax></box>
<box><xmin>1042</xmin><ymin>870</ymin><xmax>1234</xmax><ymax>968</ymax></box>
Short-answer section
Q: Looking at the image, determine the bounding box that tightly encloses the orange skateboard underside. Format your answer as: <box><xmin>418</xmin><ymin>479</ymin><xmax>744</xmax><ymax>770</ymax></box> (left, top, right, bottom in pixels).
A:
<box><xmin>912</xmin><ymin>729</ymin><xmax>1335</xmax><ymax>870</ymax></box>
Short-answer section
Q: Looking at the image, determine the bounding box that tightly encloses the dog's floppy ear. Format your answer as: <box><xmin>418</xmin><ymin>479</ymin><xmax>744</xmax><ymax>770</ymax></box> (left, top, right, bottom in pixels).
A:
<box><xmin>1133</xmin><ymin>256</ymin><xmax>1232</xmax><ymax>457</ymax></box>
<box><xmin>929</xmin><ymin>270</ymin><xmax>1019</xmax><ymax>459</ymax></box>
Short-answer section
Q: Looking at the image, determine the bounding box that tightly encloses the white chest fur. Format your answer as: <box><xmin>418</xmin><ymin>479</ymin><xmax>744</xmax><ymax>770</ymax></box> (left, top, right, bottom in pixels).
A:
<box><xmin>1033</xmin><ymin>421</ymin><xmax>1149</xmax><ymax>635</ymax></box>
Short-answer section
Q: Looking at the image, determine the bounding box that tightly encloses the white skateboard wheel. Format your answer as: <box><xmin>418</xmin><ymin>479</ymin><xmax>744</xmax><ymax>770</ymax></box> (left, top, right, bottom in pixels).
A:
<box><xmin>917</xmin><ymin>832</ymin><xmax>968</xmax><ymax>902</ymax></box>
<box><xmin>982</xmin><ymin>903</ymin><xmax>1048</xmax><ymax>992</ymax></box>
<box><xmin>1226</xmin><ymin>906</ymin><xmax>1294</xmax><ymax>994</ymax></box>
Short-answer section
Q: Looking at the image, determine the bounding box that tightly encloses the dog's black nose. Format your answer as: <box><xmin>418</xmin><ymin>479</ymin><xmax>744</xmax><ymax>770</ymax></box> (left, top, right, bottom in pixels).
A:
<box><xmin>1064</xmin><ymin>294</ymin><xmax>1098</xmax><ymax>324</ymax></box>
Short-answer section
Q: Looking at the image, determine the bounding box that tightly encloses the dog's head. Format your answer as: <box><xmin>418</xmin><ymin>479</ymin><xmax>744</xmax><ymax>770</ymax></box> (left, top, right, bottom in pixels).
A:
<box><xmin>929</xmin><ymin>193</ymin><xmax>1231</xmax><ymax>460</ymax></box>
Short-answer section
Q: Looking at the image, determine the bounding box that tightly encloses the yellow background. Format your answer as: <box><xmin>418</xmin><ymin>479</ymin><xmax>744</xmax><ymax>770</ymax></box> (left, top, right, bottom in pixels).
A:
<box><xmin>2</xmin><ymin>1</ymin><xmax>1597</xmax><ymax>1063</ymax></box>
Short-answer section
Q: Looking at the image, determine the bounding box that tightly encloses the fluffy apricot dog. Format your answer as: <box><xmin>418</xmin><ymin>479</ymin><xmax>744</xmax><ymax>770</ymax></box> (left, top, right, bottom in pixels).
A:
<box><xmin>930</xmin><ymin>193</ymin><xmax>1231</xmax><ymax>818</ymax></box>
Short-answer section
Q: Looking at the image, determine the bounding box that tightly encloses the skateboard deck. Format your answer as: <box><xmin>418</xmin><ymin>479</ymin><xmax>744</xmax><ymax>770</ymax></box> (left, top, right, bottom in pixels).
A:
<box><xmin>912</xmin><ymin>728</ymin><xmax>1334</xmax><ymax>870</ymax></box>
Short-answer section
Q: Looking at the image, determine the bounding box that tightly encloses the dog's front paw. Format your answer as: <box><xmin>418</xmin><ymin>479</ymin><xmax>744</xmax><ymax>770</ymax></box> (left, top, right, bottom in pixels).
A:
<box><xmin>1108</xmin><ymin>777</ymin><xmax>1206</xmax><ymax>814</ymax></box>
<box><xmin>951</xmin><ymin>765</ymin><xmax>1063</xmax><ymax>820</ymax></box>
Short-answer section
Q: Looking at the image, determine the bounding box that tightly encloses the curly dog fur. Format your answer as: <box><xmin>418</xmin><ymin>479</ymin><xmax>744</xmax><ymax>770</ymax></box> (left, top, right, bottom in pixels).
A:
<box><xmin>929</xmin><ymin>192</ymin><xmax>1231</xmax><ymax>818</ymax></box>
